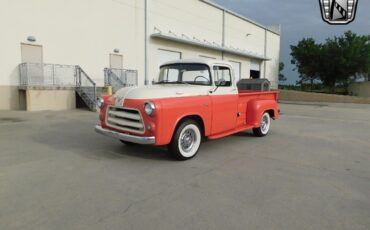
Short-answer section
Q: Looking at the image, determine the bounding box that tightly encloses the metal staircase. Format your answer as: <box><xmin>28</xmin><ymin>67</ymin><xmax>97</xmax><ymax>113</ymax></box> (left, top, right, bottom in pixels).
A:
<box><xmin>19</xmin><ymin>63</ymin><xmax>134</xmax><ymax>112</ymax></box>
<box><xmin>19</xmin><ymin>63</ymin><xmax>98</xmax><ymax>112</ymax></box>
<box><xmin>104</xmin><ymin>68</ymin><xmax>125</xmax><ymax>93</ymax></box>
<box><xmin>104</xmin><ymin>68</ymin><xmax>138</xmax><ymax>93</ymax></box>
<box><xmin>76</xmin><ymin>66</ymin><xmax>97</xmax><ymax>112</ymax></box>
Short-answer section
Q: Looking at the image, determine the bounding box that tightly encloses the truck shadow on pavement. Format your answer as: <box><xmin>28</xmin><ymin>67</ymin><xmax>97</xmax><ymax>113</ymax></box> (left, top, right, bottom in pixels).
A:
<box><xmin>31</xmin><ymin>118</ymin><xmax>259</xmax><ymax>162</ymax></box>
<box><xmin>107</xmin><ymin>144</ymin><xmax>175</xmax><ymax>161</ymax></box>
<box><xmin>31</xmin><ymin>120</ymin><xmax>176</xmax><ymax>161</ymax></box>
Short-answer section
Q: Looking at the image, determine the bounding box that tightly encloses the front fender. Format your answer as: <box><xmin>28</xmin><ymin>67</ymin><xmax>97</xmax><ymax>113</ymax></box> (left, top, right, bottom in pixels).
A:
<box><xmin>155</xmin><ymin>96</ymin><xmax>212</xmax><ymax>145</ymax></box>
<box><xmin>246</xmin><ymin>99</ymin><xmax>278</xmax><ymax>127</ymax></box>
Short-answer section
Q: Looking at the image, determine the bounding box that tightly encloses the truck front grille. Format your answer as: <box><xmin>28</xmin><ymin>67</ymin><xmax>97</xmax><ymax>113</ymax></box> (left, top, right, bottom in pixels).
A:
<box><xmin>106</xmin><ymin>106</ymin><xmax>145</xmax><ymax>134</ymax></box>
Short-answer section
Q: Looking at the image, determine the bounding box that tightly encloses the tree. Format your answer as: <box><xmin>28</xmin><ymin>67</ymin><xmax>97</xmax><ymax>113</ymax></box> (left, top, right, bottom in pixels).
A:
<box><xmin>279</xmin><ymin>62</ymin><xmax>287</xmax><ymax>82</ymax></box>
<box><xmin>291</xmin><ymin>31</ymin><xmax>370</xmax><ymax>93</ymax></box>
<box><xmin>290</xmin><ymin>38</ymin><xmax>321</xmax><ymax>91</ymax></box>
<box><xmin>320</xmin><ymin>31</ymin><xmax>370</xmax><ymax>92</ymax></box>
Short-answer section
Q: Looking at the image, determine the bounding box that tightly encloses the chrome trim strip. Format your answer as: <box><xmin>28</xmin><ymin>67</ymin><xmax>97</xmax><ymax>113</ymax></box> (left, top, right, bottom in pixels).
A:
<box><xmin>95</xmin><ymin>125</ymin><xmax>155</xmax><ymax>145</ymax></box>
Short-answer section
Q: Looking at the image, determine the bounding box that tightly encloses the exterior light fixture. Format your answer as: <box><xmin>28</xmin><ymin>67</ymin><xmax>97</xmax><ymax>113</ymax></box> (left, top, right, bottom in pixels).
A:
<box><xmin>246</xmin><ymin>33</ymin><xmax>252</xmax><ymax>37</ymax></box>
<box><xmin>113</xmin><ymin>48</ymin><xmax>120</xmax><ymax>53</ymax></box>
<box><xmin>27</xmin><ymin>36</ymin><xmax>36</xmax><ymax>42</ymax></box>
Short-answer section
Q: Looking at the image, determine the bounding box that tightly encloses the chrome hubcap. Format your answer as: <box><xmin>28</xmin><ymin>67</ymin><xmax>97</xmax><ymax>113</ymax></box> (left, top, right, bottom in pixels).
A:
<box><xmin>261</xmin><ymin>115</ymin><xmax>269</xmax><ymax>133</ymax></box>
<box><xmin>180</xmin><ymin>129</ymin><xmax>196</xmax><ymax>153</ymax></box>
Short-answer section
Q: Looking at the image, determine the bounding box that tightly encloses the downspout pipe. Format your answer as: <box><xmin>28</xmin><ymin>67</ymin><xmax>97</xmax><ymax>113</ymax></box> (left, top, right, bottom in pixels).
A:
<box><xmin>222</xmin><ymin>9</ymin><xmax>225</xmax><ymax>60</ymax></box>
<box><xmin>264</xmin><ymin>29</ymin><xmax>267</xmax><ymax>79</ymax></box>
<box><xmin>144</xmin><ymin>0</ymin><xmax>149</xmax><ymax>85</ymax></box>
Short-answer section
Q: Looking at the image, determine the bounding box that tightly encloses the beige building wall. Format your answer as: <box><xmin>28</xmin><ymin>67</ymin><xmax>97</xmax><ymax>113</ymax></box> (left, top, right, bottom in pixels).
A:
<box><xmin>26</xmin><ymin>89</ymin><xmax>76</xmax><ymax>111</ymax></box>
<box><xmin>0</xmin><ymin>86</ymin><xmax>20</xmax><ymax>110</ymax></box>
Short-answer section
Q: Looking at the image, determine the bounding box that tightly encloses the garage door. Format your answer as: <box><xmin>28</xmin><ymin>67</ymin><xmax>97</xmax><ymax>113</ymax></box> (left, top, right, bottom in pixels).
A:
<box><xmin>229</xmin><ymin>61</ymin><xmax>241</xmax><ymax>82</ymax></box>
<box><xmin>158</xmin><ymin>49</ymin><xmax>181</xmax><ymax>67</ymax></box>
<box><xmin>250</xmin><ymin>60</ymin><xmax>261</xmax><ymax>79</ymax></box>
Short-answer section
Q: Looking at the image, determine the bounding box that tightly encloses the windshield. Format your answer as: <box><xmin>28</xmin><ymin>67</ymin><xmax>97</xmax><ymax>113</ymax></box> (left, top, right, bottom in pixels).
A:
<box><xmin>154</xmin><ymin>64</ymin><xmax>211</xmax><ymax>86</ymax></box>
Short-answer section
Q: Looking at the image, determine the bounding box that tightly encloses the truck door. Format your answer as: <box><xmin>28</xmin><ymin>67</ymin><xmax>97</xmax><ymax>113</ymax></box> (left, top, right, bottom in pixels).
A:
<box><xmin>210</xmin><ymin>65</ymin><xmax>238</xmax><ymax>135</ymax></box>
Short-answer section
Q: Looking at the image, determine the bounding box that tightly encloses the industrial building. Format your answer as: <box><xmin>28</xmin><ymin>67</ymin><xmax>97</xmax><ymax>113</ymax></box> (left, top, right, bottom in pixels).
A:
<box><xmin>0</xmin><ymin>0</ymin><xmax>281</xmax><ymax>111</ymax></box>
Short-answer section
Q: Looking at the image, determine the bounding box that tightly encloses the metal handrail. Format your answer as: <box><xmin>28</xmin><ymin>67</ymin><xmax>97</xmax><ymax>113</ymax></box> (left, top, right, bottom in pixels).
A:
<box><xmin>104</xmin><ymin>67</ymin><xmax>138</xmax><ymax>92</ymax></box>
<box><xmin>76</xmin><ymin>66</ymin><xmax>97</xmax><ymax>111</ymax></box>
<box><xmin>19</xmin><ymin>62</ymin><xmax>77</xmax><ymax>87</ymax></box>
<box><xmin>77</xmin><ymin>66</ymin><xmax>96</xmax><ymax>86</ymax></box>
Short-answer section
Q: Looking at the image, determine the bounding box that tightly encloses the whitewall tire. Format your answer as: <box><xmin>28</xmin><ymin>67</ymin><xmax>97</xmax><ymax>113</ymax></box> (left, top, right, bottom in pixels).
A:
<box><xmin>253</xmin><ymin>112</ymin><xmax>271</xmax><ymax>137</ymax></box>
<box><xmin>169</xmin><ymin>120</ymin><xmax>202</xmax><ymax>161</ymax></box>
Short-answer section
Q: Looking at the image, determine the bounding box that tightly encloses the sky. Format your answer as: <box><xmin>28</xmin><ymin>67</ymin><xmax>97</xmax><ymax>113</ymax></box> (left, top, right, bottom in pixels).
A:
<box><xmin>212</xmin><ymin>0</ymin><xmax>370</xmax><ymax>84</ymax></box>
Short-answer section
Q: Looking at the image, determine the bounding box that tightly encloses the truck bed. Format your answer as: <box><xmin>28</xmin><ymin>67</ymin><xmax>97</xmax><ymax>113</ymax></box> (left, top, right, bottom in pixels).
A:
<box><xmin>238</xmin><ymin>90</ymin><xmax>278</xmax><ymax>102</ymax></box>
<box><xmin>209</xmin><ymin>90</ymin><xmax>279</xmax><ymax>140</ymax></box>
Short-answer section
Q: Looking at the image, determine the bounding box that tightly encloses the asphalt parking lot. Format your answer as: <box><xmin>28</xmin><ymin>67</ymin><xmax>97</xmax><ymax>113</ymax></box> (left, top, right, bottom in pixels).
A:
<box><xmin>1</xmin><ymin>103</ymin><xmax>370</xmax><ymax>230</ymax></box>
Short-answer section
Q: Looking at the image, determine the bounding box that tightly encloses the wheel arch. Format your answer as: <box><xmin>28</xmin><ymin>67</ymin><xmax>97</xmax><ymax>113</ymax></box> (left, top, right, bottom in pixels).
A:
<box><xmin>246</xmin><ymin>99</ymin><xmax>278</xmax><ymax>127</ymax></box>
<box><xmin>266</xmin><ymin>109</ymin><xmax>276</xmax><ymax>119</ymax></box>
<box><xmin>174</xmin><ymin>114</ymin><xmax>206</xmax><ymax>138</ymax></box>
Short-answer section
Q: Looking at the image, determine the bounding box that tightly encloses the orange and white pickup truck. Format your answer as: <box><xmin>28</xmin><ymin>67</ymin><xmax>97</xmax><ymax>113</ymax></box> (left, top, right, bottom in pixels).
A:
<box><xmin>95</xmin><ymin>59</ymin><xmax>278</xmax><ymax>160</ymax></box>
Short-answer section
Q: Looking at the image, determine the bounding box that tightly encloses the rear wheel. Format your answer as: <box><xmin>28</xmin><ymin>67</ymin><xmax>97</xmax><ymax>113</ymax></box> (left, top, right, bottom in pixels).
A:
<box><xmin>169</xmin><ymin>120</ymin><xmax>202</xmax><ymax>161</ymax></box>
<box><xmin>253</xmin><ymin>112</ymin><xmax>271</xmax><ymax>137</ymax></box>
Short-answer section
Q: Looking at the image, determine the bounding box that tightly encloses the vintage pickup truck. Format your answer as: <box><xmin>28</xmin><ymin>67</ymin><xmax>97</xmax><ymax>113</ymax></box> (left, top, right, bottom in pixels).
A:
<box><xmin>95</xmin><ymin>59</ymin><xmax>278</xmax><ymax>160</ymax></box>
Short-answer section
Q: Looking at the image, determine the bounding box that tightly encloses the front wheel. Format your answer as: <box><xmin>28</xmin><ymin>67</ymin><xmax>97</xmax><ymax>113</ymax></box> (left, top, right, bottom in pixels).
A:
<box><xmin>253</xmin><ymin>112</ymin><xmax>271</xmax><ymax>137</ymax></box>
<box><xmin>168</xmin><ymin>120</ymin><xmax>202</xmax><ymax>161</ymax></box>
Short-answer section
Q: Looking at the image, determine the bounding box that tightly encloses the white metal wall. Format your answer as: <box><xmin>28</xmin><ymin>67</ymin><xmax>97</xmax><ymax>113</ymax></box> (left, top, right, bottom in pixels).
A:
<box><xmin>265</xmin><ymin>30</ymin><xmax>281</xmax><ymax>88</ymax></box>
<box><xmin>0</xmin><ymin>0</ymin><xmax>280</xmax><ymax>109</ymax></box>
<box><xmin>0</xmin><ymin>0</ymin><xmax>146</xmax><ymax>87</ymax></box>
<box><xmin>148</xmin><ymin>0</ymin><xmax>280</xmax><ymax>84</ymax></box>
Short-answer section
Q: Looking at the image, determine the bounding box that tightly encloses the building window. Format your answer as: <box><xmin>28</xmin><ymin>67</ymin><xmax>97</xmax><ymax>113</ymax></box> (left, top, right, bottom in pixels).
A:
<box><xmin>229</xmin><ymin>61</ymin><xmax>241</xmax><ymax>82</ymax></box>
<box><xmin>250</xmin><ymin>60</ymin><xmax>261</xmax><ymax>79</ymax></box>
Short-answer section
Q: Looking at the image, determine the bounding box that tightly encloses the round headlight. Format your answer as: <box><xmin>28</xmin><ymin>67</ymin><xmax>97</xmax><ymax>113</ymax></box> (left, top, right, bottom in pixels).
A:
<box><xmin>97</xmin><ymin>97</ymin><xmax>104</xmax><ymax>109</ymax></box>
<box><xmin>144</xmin><ymin>102</ymin><xmax>156</xmax><ymax>116</ymax></box>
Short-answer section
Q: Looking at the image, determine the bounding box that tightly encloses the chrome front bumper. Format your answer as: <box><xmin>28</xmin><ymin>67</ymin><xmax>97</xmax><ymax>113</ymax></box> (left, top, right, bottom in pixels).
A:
<box><xmin>95</xmin><ymin>125</ymin><xmax>155</xmax><ymax>145</ymax></box>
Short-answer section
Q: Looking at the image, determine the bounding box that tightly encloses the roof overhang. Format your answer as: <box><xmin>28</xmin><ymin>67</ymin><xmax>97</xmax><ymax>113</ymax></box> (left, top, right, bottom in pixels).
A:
<box><xmin>151</xmin><ymin>33</ymin><xmax>270</xmax><ymax>61</ymax></box>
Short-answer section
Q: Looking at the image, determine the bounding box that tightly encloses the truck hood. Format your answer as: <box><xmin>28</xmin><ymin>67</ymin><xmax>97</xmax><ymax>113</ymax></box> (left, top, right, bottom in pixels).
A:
<box><xmin>114</xmin><ymin>84</ymin><xmax>211</xmax><ymax>104</ymax></box>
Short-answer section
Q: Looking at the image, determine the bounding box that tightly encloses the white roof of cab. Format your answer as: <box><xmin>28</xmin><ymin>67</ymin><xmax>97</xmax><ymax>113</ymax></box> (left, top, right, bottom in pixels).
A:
<box><xmin>161</xmin><ymin>59</ymin><xmax>232</xmax><ymax>67</ymax></box>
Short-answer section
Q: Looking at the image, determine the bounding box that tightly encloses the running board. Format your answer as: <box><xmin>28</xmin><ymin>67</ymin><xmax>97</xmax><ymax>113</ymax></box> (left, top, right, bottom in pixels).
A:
<box><xmin>208</xmin><ymin>125</ymin><xmax>254</xmax><ymax>140</ymax></box>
